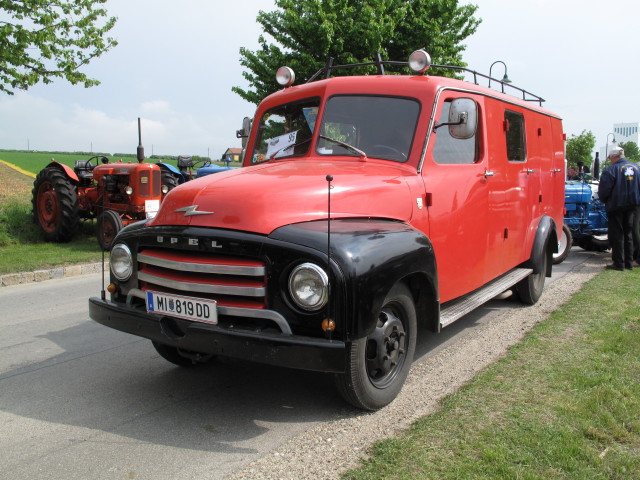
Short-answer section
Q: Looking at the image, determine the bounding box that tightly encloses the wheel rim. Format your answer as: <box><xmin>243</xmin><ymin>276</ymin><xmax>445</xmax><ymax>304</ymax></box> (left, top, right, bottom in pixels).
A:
<box><xmin>99</xmin><ymin>216</ymin><xmax>117</xmax><ymax>247</ymax></box>
<box><xmin>37</xmin><ymin>182</ymin><xmax>59</xmax><ymax>233</ymax></box>
<box><xmin>554</xmin><ymin>234</ymin><xmax>568</xmax><ymax>259</ymax></box>
<box><xmin>366</xmin><ymin>305</ymin><xmax>408</xmax><ymax>389</ymax></box>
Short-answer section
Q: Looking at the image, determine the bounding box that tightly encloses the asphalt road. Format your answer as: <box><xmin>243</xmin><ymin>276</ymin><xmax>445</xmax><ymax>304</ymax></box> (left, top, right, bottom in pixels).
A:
<box><xmin>0</xmin><ymin>248</ymin><xmax>599</xmax><ymax>480</ymax></box>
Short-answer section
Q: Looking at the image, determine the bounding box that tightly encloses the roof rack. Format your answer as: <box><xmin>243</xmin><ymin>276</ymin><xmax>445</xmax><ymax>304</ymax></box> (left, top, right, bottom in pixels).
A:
<box><xmin>306</xmin><ymin>52</ymin><xmax>545</xmax><ymax>107</ymax></box>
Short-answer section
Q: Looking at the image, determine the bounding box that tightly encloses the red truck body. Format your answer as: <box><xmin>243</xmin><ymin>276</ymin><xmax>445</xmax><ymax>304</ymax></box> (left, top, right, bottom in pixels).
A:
<box><xmin>90</xmin><ymin>53</ymin><xmax>565</xmax><ymax>410</ymax></box>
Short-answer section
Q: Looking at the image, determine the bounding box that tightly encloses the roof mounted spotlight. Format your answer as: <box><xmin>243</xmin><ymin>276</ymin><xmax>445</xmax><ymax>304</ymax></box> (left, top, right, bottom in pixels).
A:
<box><xmin>276</xmin><ymin>66</ymin><xmax>296</xmax><ymax>87</ymax></box>
<box><xmin>408</xmin><ymin>50</ymin><xmax>431</xmax><ymax>74</ymax></box>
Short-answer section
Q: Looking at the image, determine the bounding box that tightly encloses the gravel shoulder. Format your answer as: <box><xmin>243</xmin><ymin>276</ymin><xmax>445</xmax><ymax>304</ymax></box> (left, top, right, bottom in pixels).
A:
<box><xmin>229</xmin><ymin>252</ymin><xmax>606</xmax><ymax>480</ymax></box>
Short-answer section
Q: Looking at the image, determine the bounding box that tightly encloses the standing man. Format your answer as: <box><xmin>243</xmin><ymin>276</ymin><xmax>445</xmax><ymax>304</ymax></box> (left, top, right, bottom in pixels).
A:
<box><xmin>598</xmin><ymin>146</ymin><xmax>640</xmax><ymax>270</ymax></box>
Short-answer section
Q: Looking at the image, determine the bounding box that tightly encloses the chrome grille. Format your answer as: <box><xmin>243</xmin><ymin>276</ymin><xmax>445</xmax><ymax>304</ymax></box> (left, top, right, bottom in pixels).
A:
<box><xmin>137</xmin><ymin>248</ymin><xmax>267</xmax><ymax>309</ymax></box>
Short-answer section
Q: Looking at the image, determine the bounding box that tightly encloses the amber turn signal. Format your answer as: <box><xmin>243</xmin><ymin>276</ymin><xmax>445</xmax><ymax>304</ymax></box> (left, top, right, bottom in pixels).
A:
<box><xmin>322</xmin><ymin>318</ymin><xmax>335</xmax><ymax>332</ymax></box>
<box><xmin>107</xmin><ymin>283</ymin><xmax>117</xmax><ymax>294</ymax></box>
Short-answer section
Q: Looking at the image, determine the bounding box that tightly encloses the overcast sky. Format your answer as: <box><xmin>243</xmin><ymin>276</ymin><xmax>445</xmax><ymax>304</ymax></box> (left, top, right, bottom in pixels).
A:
<box><xmin>0</xmin><ymin>0</ymin><xmax>637</xmax><ymax>158</ymax></box>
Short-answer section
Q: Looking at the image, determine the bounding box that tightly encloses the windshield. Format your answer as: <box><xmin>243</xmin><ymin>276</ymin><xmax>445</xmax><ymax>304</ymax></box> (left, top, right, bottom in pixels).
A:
<box><xmin>317</xmin><ymin>95</ymin><xmax>420</xmax><ymax>162</ymax></box>
<box><xmin>251</xmin><ymin>98</ymin><xmax>320</xmax><ymax>164</ymax></box>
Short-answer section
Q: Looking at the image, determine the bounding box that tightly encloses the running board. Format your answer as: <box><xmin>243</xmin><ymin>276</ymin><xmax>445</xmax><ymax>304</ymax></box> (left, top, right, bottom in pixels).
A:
<box><xmin>440</xmin><ymin>268</ymin><xmax>533</xmax><ymax>328</ymax></box>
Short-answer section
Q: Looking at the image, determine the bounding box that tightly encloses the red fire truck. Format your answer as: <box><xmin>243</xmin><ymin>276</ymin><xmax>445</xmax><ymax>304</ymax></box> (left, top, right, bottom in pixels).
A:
<box><xmin>89</xmin><ymin>50</ymin><xmax>565</xmax><ymax>410</ymax></box>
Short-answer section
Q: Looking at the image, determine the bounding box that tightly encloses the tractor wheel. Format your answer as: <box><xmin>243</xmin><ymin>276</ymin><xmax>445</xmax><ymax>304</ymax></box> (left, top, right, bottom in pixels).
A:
<box><xmin>552</xmin><ymin>224</ymin><xmax>573</xmax><ymax>265</ymax></box>
<box><xmin>577</xmin><ymin>234</ymin><xmax>609</xmax><ymax>252</ymax></box>
<box><xmin>32</xmin><ymin>167</ymin><xmax>79</xmax><ymax>242</ymax></box>
<box><xmin>161</xmin><ymin>171</ymin><xmax>180</xmax><ymax>192</ymax></box>
<box><xmin>96</xmin><ymin>210</ymin><xmax>123</xmax><ymax>250</ymax></box>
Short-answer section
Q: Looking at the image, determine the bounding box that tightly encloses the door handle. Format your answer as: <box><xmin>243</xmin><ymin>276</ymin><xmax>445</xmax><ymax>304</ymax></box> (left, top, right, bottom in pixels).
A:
<box><xmin>484</xmin><ymin>169</ymin><xmax>494</xmax><ymax>178</ymax></box>
<box><xmin>525</xmin><ymin>168</ymin><xmax>535</xmax><ymax>174</ymax></box>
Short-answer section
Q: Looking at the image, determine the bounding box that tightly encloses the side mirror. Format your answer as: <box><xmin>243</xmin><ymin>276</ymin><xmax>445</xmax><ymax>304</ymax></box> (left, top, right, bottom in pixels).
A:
<box><xmin>448</xmin><ymin>98</ymin><xmax>477</xmax><ymax>139</ymax></box>
<box><xmin>236</xmin><ymin>117</ymin><xmax>253</xmax><ymax>148</ymax></box>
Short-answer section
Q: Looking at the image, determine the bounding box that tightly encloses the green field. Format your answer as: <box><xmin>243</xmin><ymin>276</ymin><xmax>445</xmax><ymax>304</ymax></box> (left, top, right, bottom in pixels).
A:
<box><xmin>0</xmin><ymin>149</ymin><xmax>210</xmax><ymax>176</ymax></box>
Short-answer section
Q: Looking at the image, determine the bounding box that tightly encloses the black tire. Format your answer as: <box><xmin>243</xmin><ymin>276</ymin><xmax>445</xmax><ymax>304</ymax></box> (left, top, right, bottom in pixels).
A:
<box><xmin>161</xmin><ymin>171</ymin><xmax>180</xmax><ymax>192</ymax></box>
<box><xmin>577</xmin><ymin>234</ymin><xmax>609</xmax><ymax>252</ymax></box>
<box><xmin>152</xmin><ymin>341</ymin><xmax>214</xmax><ymax>367</ymax></box>
<box><xmin>552</xmin><ymin>224</ymin><xmax>573</xmax><ymax>264</ymax></box>
<box><xmin>516</xmin><ymin>245</ymin><xmax>549</xmax><ymax>305</ymax></box>
<box><xmin>96</xmin><ymin>210</ymin><xmax>123</xmax><ymax>250</ymax></box>
<box><xmin>32</xmin><ymin>167</ymin><xmax>79</xmax><ymax>242</ymax></box>
<box><xmin>335</xmin><ymin>283</ymin><xmax>417</xmax><ymax>411</ymax></box>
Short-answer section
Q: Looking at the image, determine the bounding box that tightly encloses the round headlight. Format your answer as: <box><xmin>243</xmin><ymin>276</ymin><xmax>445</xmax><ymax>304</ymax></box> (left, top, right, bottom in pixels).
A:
<box><xmin>110</xmin><ymin>243</ymin><xmax>133</xmax><ymax>281</ymax></box>
<box><xmin>276</xmin><ymin>66</ymin><xmax>295</xmax><ymax>87</ymax></box>
<box><xmin>288</xmin><ymin>263</ymin><xmax>329</xmax><ymax>311</ymax></box>
<box><xmin>161</xmin><ymin>185</ymin><xmax>169</xmax><ymax>194</ymax></box>
<box><xmin>124</xmin><ymin>186</ymin><xmax>133</xmax><ymax>195</ymax></box>
<box><xmin>408</xmin><ymin>49</ymin><xmax>431</xmax><ymax>74</ymax></box>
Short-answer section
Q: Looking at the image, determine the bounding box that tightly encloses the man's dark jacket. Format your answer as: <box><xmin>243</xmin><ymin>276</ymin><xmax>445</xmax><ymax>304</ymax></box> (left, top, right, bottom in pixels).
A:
<box><xmin>597</xmin><ymin>158</ymin><xmax>640</xmax><ymax>212</ymax></box>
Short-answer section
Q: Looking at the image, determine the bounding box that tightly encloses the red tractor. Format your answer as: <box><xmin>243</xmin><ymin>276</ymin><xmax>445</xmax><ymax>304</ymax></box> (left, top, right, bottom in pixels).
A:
<box><xmin>32</xmin><ymin>120</ymin><xmax>172</xmax><ymax>250</ymax></box>
<box><xmin>32</xmin><ymin>156</ymin><xmax>168</xmax><ymax>250</ymax></box>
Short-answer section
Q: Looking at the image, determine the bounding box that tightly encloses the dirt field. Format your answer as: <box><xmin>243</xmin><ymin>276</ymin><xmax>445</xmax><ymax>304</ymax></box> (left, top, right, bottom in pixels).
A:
<box><xmin>0</xmin><ymin>162</ymin><xmax>33</xmax><ymax>205</ymax></box>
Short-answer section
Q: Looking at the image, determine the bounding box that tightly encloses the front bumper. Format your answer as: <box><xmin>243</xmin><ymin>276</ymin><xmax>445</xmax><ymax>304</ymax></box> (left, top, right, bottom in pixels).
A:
<box><xmin>89</xmin><ymin>297</ymin><xmax>346</xmax><ymax>373</ymax></box>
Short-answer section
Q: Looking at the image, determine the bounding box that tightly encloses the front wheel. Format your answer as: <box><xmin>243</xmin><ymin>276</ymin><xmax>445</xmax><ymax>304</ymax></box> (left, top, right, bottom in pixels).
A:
<box><xmin>552</xmin><ymin>224</ymin><xmax>573</xmax><ymax>264</ymax></box>
<box><xmin>96</xmin><ymin>210</ymin><xmax>123</xmax><ymax>250</ymax></box>
<box><xmin>335</xmin><ymin>283</ymin><xmax>417</xmax><ymax>411</ymax></box>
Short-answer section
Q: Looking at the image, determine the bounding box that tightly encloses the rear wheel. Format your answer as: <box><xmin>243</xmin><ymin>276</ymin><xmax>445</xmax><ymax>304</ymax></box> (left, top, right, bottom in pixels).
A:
<box><xmin>552</xmin><ymin>224</ymin><xmax>572</xmax><ymax>264</ymax></box>
<box><xmin>96</xmin><ymin>210</ymin><xmax>123</xmax><ymax>250</ymax></box>
<box><xmin>161</xmin><ymin>170</ymin><xmax>180</xmax><ymax>192</ymax></box>
<box><xmin>335</xmin><ymin>283</ymin><xmax>416</xmax><ymax>411</ymax></box>
<box><xmin>516</xmin><ymin>246</ymin><xmax>549</xmax><ymax>305</ymax></box>
<box><xmin>152</xmin><ymin>341</ymin><xmax>214</xmax><ymax>367</ymax></box>
<box><xmin>32</xmin><ymin>167</ymin><xmax>79</xmax><ymax>242</ymax></box>
<box><xmin>577</xmin><ymin>234</ymin><xmax>609</xmax><ymax>252</ymax></box>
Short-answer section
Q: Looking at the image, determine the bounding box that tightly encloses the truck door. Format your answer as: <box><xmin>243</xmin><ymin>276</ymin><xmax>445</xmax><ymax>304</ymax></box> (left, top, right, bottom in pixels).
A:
<box><xmin>487</xmin><ymin>107</ymin><xmax>539</xmax><ymax>272</ymax></box>
<box><xmin>421</xmin><ymin>93</ymin><xmax>490</xmax><ymax>303</ymax></box>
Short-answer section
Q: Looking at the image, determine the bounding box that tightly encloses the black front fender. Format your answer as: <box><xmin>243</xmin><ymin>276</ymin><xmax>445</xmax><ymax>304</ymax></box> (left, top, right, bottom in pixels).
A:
<box><xmin>269</xmin><ymin>219</ymin><xmax>439</xmax><ymax>339</ymax></box>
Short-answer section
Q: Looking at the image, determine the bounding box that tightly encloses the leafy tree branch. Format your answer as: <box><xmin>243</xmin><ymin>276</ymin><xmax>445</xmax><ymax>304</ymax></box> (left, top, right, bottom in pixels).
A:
<box><xmin>0</xmin><ymin>0</ymin><xmax>117</xmax><ymax>95</ymax></box>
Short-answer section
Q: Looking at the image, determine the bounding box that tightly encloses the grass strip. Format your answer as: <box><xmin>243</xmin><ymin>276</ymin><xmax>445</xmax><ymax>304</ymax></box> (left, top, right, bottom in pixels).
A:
<box><xmin>343</xmin><ymin>269</ymin><xmax>640</xmax><ymax>480</ymax></box>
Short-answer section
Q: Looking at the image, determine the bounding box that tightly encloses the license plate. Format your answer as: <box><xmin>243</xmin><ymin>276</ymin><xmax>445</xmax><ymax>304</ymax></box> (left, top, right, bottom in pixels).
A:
<box><xmin>146</xmin><ymin>291</ymin><xmax>218</xmax><ymax>325</ymax></box>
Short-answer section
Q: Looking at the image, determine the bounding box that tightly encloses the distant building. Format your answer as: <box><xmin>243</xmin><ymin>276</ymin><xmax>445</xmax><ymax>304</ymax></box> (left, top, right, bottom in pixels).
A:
<box><xmin>600</xmin><ymin>122</ymin><xmax>639</xmax><ymax>159</ymax></box>
<box><xmin>222</xmin><ymin>148</ymin><xmax>242</xmax><ymax>162</ymax></box>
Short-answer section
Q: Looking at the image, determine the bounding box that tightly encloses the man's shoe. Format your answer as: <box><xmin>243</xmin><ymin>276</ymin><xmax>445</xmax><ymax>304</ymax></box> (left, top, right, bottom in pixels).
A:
<box><xmin>605</xmin><ymin>264</ymin><xmax>624</xmax><ymax>271</ymax></box>
<box><xmin>626</xmin><ymin>265</ymin><xmax>634</xmax><ymax>270</ymax></box>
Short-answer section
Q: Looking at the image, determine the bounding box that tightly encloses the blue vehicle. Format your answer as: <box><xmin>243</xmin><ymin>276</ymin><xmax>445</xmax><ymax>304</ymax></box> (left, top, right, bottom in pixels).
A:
<box><xmin>553</xmin><ymin>178</ymin><xmax>609</xmax><ymax>264</ymax></box>
<box><xmin>157</xmin><ymin>155</ymin><xmax>238</xmax><ymax>189</ymax></box>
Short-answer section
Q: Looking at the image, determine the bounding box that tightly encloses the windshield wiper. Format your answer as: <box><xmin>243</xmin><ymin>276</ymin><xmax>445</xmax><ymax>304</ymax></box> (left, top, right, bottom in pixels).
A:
<box><xmin>319</xmin><ymin>135</ymin><xmax>367</xmax><ymax>161</ymax></box>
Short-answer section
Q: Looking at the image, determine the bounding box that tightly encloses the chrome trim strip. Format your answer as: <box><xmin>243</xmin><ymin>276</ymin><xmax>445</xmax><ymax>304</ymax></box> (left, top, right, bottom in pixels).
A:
<box><xmin>138</xmin><ymin>271</ymin><xmax>265</xmax><ymax>297</ymax></box>
<box><xmin>218</xmin><ymin>306</ymin><xmax>292</xmax><ymax>335</ymax></box>
<box><xmin>126</xmin><ymin>288</ymin><xmax>147</xmax><ymax>305</ymax></box>
<box><xmin>138</xmin><ymin>252</ymin><xmax>265</xmax><ymax>276</ymax></box>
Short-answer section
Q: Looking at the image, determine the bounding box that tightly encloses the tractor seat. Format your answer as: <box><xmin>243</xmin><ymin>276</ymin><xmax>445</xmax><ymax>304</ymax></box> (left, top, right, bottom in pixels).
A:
<box><xmin>74</xmin><ymin>159</ymin><xmax>95</xmax><ymax>180</ymax></box>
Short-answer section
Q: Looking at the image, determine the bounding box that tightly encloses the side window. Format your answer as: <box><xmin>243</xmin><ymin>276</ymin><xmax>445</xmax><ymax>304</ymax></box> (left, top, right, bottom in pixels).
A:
<box><xmin>505</xmin><ymin>110</ymin><xmax>526</xmax><ymax>162</ymax></box>
<box><xmin>433</xmin><ymin>99</ymin><xmax>478</xmax><ymax>164</ymax></box>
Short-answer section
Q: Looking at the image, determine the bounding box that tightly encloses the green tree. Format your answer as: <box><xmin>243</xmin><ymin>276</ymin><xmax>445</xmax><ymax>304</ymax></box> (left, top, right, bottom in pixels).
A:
<box><xmin>233</xmin><ymin>0</ymin><xmax>481</xmax><ymax>105</ymax></box>
<box><xmin>566</xmin><ymin>130</ymin><xmax>596</xmax><ymax>167</ymax></box>
<box><xmin>0</xmin><ymin>0</ymin><xmax>117</xmax><ymax>95</ymax></box>
<box><xmin>618</xmin><ymin>141</ymin><xmax>640</xmax><ymax>162</ymax></box>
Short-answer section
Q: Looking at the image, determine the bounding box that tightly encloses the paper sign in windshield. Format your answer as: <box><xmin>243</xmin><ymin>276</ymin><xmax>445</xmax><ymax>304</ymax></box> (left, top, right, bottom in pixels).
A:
<box><xmin>266</xmin><ymin>130</ymin><xmax>298</xmax><ymax>159</ymax></box>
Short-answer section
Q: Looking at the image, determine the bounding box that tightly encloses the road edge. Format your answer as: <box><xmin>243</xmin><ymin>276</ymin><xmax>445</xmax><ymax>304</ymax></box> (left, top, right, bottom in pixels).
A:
<box><xmin>1</xmin><ymin>262</ymin><xmax>108</xmax><ymax>287</ymax></box>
